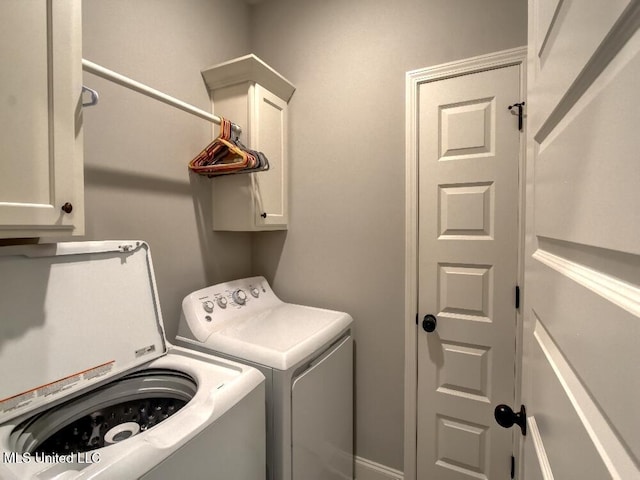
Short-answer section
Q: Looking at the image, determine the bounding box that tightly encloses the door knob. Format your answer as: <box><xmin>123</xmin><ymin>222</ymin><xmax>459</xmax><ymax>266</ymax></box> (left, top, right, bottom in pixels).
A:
<box><xmin>494</xmin><ymin>404</ymin><xmax>527</xmax><ymax>436</ymax></box>
<box><xmin>422</xmin><ymin>314</ymin><xmax>437</xmax><ymax>333</ymax></box>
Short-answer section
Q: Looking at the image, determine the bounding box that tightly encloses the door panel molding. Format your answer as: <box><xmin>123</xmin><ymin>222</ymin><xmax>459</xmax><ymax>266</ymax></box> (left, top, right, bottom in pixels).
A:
<box><xmin>533</xmin><ymin>246</ymin><xmax>640</xmax><ymax>318</ymax></box>
<box><xmin>535</xmin><ymin>1</ymin><xmax>640</xmax><ymax>143</ymax></box>
<box><xmin>531</xmin><ymin>316</ymin><xmax>636</xmax><ymax>478</ymax></box>
<box><xmin>525</xmin><ymin>416</ymin><xmax>553</xmax><ymax>480</ymax></box>
<box><xmin>404</xmin><ymin>46</ymin><xmax>527</xmax><ymax>480</ymax></box>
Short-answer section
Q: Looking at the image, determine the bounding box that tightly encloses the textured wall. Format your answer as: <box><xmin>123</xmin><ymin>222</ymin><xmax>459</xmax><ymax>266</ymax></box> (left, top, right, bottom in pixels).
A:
<box><xmin>82</xmin><ymin>0</ymin><xmax>253</xmax><ymax>338</ymax></box>
<box><xmin>249</xmin><ymin>0</ymin><xmax>527</xmax><ymax>470</ymax></box>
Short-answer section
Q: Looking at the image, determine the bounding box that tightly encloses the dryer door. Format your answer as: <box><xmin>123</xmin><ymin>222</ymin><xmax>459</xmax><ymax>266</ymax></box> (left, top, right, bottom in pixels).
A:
<box><xmin>291</xmin><ymin>335</ymin><xmax>353</xmax><ymax>480</ymax></box>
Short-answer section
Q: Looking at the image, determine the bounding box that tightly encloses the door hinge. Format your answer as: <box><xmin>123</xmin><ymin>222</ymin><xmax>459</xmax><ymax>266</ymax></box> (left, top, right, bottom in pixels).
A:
<box><xmin>415</xmin><ymin>313</ymin><xmax>418</xmax><ymax>325</ymax></box>
<box><xmin>515</xmin><ymin>285</ymin><xmax>520</xmax><ymax>309</ymax></box>
<box><xmin>508</xmin><ymin>102</ymin><xmax>525</xmax><ymax>131</ymax></box>
<box><xmin>511</xmin><ymin>454</ymin><xmax>515</xmax><ymax>479</ymax></box>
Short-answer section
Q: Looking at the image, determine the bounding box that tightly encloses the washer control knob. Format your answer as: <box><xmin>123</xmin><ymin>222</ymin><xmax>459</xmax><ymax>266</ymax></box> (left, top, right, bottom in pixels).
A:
<box><xmin>250</xmin><ymin>287</ymin><xmax>260</xmax><ymax>298</ymax></box>
<box><xmin>216</xmin><ymin>296</ymin><xmax>228</xmax><ymax>309</ymax></box>
<box><xmin>232</xmin><ymin>289</ymin><xmax>247</xmax><ymax>305</ymax></box>
<box><xmin>202</xmin><ymin>300</ymin><xmax>214</xmax><ymax>313</ymax></box>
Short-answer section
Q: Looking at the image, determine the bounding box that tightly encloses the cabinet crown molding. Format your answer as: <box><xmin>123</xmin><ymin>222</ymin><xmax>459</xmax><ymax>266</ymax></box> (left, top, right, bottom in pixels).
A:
<box><xmin>202</xmin><ymin>54</ymin><xmax>295</xmax><ymax>102</ymax></box>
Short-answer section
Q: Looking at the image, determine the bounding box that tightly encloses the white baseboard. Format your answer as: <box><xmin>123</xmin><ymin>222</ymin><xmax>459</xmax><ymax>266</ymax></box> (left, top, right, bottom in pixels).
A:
<box><xmin>355</xmin><ymin>456</ymin><xmax>404</xmax><ymax>480</ymax></box>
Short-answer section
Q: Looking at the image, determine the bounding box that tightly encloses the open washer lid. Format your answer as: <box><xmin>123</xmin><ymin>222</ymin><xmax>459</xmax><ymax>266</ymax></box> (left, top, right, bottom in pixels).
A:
<box><xmin>0</xmin><ymin>241</ymin><xmax>167</xmax><ymax>425</ymax></box>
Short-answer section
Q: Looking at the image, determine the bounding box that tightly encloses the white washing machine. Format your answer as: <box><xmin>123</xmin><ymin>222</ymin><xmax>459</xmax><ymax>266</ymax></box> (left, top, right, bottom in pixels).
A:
<box><xmin>176</xmin><ymin>276</ymin><xmax>354</xmax><ymax>480</ymax></box>
<box><xmin>0</xmin><ymin>241</ymin><xmax>265</xmax><ymax>480</ymax></box>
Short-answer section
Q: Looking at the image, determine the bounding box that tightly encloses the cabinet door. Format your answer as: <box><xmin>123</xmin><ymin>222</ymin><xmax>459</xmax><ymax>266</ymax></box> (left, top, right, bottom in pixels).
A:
<box><xmin>252</xmin><ymin>84</ymin><xmax>288</xmax><ymax>229</ymax></box>
<box><xmin>0</xmin><ymin>0</ymin><xmax>83</xmax><ymax>238</ymax></box>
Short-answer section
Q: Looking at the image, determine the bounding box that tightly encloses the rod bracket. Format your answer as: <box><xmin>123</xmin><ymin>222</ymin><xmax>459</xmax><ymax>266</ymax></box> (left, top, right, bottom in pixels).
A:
<box><xmin>82</xmin><ymin>85</ymin><xmax>99</xmax><ymax>107</ymax></box>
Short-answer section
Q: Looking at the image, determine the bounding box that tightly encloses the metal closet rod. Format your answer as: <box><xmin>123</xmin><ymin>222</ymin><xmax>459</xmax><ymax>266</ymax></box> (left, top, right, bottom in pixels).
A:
<box><xmin>81</xmin><ymin>59</ymin><xmax>241</xmax><ymax>134</ymax></box>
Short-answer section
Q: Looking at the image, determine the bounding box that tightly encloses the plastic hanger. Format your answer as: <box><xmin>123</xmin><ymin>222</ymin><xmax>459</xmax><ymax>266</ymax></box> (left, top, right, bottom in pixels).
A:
<box><xmin>189</xmin><ymin>118</ymin><xmax>269</xmax><ymax>176</ymax></box>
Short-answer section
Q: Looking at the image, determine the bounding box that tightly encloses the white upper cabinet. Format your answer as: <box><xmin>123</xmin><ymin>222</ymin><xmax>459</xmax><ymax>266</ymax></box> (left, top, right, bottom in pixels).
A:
<box><xmin>202</xmin><ymin>55</ymin><xmax>295</xmax><ymax>231</ymax></box>
<box><xmin>0</xmin><ymin>0</ymin><xmax>84</xmax><ymax>238</ymax></box>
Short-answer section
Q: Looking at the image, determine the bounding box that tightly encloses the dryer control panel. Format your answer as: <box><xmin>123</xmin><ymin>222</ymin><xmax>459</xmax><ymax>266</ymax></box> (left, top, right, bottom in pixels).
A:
<box><xmin>196</xmin><ymin>277</ymin><xmax>270</xmax><ymax>314</ymax></box>
<box><xmin>178</xmin><ymin>276</ymin><xmax>283</xmax><ymax>342</ymax></box>
<box><xmin>177</xmin><ymin>275</ymin><xmax>353</xmax><ymax>371</ymax></box>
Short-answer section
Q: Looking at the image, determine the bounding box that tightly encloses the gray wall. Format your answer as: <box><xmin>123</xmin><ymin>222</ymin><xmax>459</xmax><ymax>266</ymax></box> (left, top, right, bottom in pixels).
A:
<box><xmin>249</xmin><ymin>0</ymin><xmax>527</xmax><ymax>470</ymax></box>
<box><xmin>82</xmin><ymin>0</ymin><xmax>526</xmax><ymax>473</ymax></box>
<box><xmin>82</xmin><ymin>0</ymin><xmax>253</xmax><ymax>338</ymax></box>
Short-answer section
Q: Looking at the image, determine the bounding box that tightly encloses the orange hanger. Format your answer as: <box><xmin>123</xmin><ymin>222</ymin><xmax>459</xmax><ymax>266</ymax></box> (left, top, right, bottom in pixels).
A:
<box><xmin>189</xmin><ymin>117</ymin><xmax>268</xmax><ymax>176</ymax></box>
<box><xmin>189</xmin><ymin>118</ymin><xmax>252</xmax><ymax>175</ymax></box>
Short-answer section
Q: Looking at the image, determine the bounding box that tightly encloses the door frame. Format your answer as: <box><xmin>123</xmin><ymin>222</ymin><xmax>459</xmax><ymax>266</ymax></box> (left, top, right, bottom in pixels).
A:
<box><xmin>403</xmin><ymin>46</ymin><xmax>527</xmax><ymax>480</ymax></box>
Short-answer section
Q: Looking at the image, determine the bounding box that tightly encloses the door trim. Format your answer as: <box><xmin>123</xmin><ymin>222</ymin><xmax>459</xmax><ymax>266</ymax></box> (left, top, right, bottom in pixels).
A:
<box><xmin>403</xmin><ymin>46</ymin><xmax>527</xmax><ymax>480</ymax></box>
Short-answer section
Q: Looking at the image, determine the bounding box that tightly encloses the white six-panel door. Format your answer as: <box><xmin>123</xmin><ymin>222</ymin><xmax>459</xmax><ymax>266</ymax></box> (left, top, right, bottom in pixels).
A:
<box><xmin>416</xmin><ymin>63</ymin><xmax>523</xmax><ymax>479</ymax></box>
<box><xmin>522</xmin><ymin>1</ymin><xmax>640</xmax><ymax>479</ymax></box>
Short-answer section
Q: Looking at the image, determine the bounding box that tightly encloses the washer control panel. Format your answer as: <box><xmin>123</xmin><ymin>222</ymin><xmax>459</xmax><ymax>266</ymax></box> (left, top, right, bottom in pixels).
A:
<box><xmin>183</xmin><ymin>276</ymin><xmax>278</xmax><ymax>333</ymax></box>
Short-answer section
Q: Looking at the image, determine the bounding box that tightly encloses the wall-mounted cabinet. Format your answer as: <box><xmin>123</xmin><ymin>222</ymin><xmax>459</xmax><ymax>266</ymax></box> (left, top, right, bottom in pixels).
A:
<box><xmin>202</xmin><ymin>55</ymin><xmax>295</xmax><ymax>231</ymax></box>
<box><xmin>0</xmin><ymin>0</ymin><xmax>84</xmax><ymax>239</ymax></box>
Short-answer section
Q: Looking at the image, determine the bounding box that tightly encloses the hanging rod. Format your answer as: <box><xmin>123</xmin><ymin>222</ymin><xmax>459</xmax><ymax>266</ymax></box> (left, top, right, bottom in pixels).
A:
<box><xmin>81</xmin><ymin>59</ymin><xmax>241</xmax><ymax>134</ymax></box>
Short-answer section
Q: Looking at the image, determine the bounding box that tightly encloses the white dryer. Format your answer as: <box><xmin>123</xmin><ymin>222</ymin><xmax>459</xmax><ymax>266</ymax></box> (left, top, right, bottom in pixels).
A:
<box><xmin>176</xmin><ymin>276</ymin><xmax>354</xmax><ymax>480</ymax></box>
<box><xmin>0</xmin><ymin>241</ymin><xmax>265</xmax><ymax>480</ymax></box>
